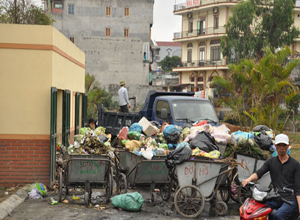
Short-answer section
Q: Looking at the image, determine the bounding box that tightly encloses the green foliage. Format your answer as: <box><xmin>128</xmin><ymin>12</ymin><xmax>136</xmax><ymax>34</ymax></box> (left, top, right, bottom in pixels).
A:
<box><xmin>221</xmin><ymin>0</ymin><xmax>300</xmax><ymax>61</ymax></box>
<box><xmin>160</xmin><ymin>56</ymin><xmax>181</xmax><ymax>72</ymax></box>
<box><xmin>0</xmin><ymin>0</ymin><xmax>54</xmax><ymax>25</ymax></box>
<box><xmin>212</xmin><ymin>46</ymin><xmax>300</xmax><ymax>129</ymax></box>
<box><xmin>85</xmin><ymin>74</ymin><xmax>119</xmax><ymax>119</ymax></box>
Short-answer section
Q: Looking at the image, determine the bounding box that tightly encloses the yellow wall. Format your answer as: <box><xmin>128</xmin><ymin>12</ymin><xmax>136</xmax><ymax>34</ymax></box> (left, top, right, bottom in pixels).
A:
<box><xmin>0</xmin><ymin>24</ymin><xmax>85</xmax><ymax>135</ymax></box>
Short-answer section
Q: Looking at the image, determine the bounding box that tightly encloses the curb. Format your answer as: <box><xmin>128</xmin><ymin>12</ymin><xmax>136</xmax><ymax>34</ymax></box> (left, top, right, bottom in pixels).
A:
<box><xmin>0</xmin><ymin>184</ymin><xmax>30</xmax><ymax>220</ymax></box>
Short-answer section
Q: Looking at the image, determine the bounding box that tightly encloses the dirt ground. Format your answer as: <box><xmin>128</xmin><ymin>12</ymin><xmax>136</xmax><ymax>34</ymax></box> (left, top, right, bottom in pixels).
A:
<box><xmin>0</xmin><ymin>185</ymin><xmax>23</xmax><ymax>203</ymax></box>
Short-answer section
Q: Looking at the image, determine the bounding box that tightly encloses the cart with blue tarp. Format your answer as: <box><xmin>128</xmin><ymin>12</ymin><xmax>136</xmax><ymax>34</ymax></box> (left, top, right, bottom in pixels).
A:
<box><xmin>58</xmin><ymin>154</ymin><xmax>113</xmax><ymax>206</ymax></box>
<box><xmin>114</xmin><ymin>149</ymin><xmax>172</xmax><ymax>203</ymax></box>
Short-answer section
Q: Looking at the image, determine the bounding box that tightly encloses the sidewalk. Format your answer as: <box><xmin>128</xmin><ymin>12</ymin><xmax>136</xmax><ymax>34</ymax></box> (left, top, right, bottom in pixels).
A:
<box><xmin>0</xmin><ymin>184</ymin><xmax>30</xmax><ymax>220</ymax></box>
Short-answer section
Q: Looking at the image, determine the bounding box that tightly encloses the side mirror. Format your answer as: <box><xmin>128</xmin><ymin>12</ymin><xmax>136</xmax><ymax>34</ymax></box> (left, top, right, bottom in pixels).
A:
<box><xmin>161</xmin><ymin>108</ymin><xmax>168</xmax><ymax>120</ymax></box>
<box><xmin>219</xmin><ymin>110</ymin><xmax>224</xmax><ymax>121</ymax></box>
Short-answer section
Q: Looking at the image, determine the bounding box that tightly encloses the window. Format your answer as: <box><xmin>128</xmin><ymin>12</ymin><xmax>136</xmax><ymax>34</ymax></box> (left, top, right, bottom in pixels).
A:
<box><xmin>70</xmin><ymin>37</ymin><xmax>74</xmax><ymax>43</ymax></box>
<box><xmin>68</xmin><ymin>4</ymin><xmax>74</xmax><ymax>14</ymax></box>
<box><xmin>124</xmin><ymin>28</ymin><xmax>129</xmax><ymax>37</ymax></box>
<box><xmin>124</xmin><ymin>7</ymin><xmax>130</xmax><ymax>16</ymax></box>
<box><xmin>190</xmin><ymin>73</ymin><xmax>195</xmax><ymax>82</ymax></box>
<box><xmin>214</xmin><ymin>15</ymin><xmax>219</xmax><ymax>29</ymax></box>
<box><xmin>211</xmin><ymin>46</ymin><xmax>221</xmax><ymax>61</ymax></box>
<box><xmin>106</xmin><ymin>7</ymin><xmax>111</xmax><ymax>16</ymax></box>
<box><xmin>199</xmin><ymin>48</ymin><xmax>205</xmax><ymax>61</ymax></box>
<box><xmin>106</xmin><ymin>28</ymin><xmax>111</xmax><ymax>37</ymax></box>
<box><xmin>187</xmin><ymin>49</ymin><xmax>192</xmax><ymax>63</ymax></box>
<box><xmin>156</xmin><ymin>101</ymin><xmax>171</xmax><ymax>121</ymax></box>
<box><xmin>188</xmin><ymin>19</ymin><xmax>193</xmax><ymax>33</ymax></box>
<box><xmin>197</xmin><ymin>77</ymin><xmax>203</xmax><ymax>82</ymax></box>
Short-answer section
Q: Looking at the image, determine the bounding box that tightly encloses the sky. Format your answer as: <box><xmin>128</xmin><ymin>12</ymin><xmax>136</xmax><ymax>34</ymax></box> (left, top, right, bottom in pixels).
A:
<box><xmin>32</xmin><ymin>0</ymin><xmax>183</xmax><ymax>42</ymax></box>
<box><xmin>152</xmin><ymin>0</ymin><xmax>183</xmax><ymax>42</ymax></box>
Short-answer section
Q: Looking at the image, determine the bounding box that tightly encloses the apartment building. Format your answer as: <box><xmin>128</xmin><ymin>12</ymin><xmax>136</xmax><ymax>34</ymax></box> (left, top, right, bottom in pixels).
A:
<box><xmin>172</xmin><ymin>0</ymin><xmax>300</xmax><ymax>98</ymax></box>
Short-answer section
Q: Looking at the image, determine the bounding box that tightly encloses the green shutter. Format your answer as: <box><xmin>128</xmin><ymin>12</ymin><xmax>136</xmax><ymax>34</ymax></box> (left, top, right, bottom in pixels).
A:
<box><xmin>50</xmin><ymin>87</ymin><xmax>57</xmax><ymax>185</ymax></box>
<box><xmin>75</xmin><ymin>92</ymin><xmax>80</xmax><ymax>134</ymax></box>
<box><xmin>81</xmin><ymin>93</ymin><xmax>88</xmax><ymax>127</ymax></box>
<box><xmin>62</xmin><ymin>90</ymin><xmax>70</xmax><ymax>146</ymax></box>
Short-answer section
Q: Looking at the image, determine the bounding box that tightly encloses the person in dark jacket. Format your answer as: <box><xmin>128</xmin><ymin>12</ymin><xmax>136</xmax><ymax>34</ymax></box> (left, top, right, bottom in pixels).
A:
<box><xmin>242</xmin><ymin>134</ymin><xmax>300</xmax><ymax>220</ymax></box>
<box><xmin>87</xmin><ymin>118</ymin><xmax>97</xmax><ymax>130</ymax></box>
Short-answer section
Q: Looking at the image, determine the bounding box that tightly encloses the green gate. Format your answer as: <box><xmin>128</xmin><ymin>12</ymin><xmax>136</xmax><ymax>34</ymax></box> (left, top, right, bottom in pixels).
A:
<box><xmin>50</xmin><ymin>87</ymin><xmax>57</xmax><ymax>185</ymax></box>
<box><xmin>62</xmin><ymin>90</ymin><xmax>70</xmax><ymax>146</ymax></box>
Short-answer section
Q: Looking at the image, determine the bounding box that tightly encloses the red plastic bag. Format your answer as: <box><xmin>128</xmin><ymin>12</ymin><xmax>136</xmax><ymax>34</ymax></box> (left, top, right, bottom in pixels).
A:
<box><xmin>193</xmin><ymin>120</ymin><xmax>207</xmax><ymax>127</ymax></box>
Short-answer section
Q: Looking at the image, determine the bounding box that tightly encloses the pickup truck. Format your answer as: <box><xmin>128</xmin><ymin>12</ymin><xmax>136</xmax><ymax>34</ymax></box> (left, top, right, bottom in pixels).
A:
<box><xmin>98</xmin><ymin>90</ymin><xmax>224</xmax><ymax>138</ymax></box>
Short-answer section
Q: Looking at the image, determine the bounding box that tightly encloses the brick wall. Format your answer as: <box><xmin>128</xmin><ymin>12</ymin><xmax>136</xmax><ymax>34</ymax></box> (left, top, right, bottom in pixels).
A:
<box><xmin>0</xmin><ymin>137</ymin><xmax>50</xmax><ymax>187</ymax></box>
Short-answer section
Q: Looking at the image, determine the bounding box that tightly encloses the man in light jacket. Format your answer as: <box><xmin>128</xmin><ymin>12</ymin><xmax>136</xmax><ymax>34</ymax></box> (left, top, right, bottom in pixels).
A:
<box><xmin>118</xmin><ymin>81</ymin><xmax>131</xmax><ymax>113</ymax></box>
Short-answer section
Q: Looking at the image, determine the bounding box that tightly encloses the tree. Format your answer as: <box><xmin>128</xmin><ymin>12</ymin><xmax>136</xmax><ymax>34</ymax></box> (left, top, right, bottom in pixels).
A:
<box><xmin>221</xmin><ymin>0</ymin><xmax>300</xmax><ymax>61</ymax></box>
<box><xmin>85</xmin><ymin>74</ymin><xmax>119</xmax><ymax>119</ymax></box>
<box><xmin>212</xmin><ymin>46</ymin><xmax>300</xmax><ymax>130</ymax></box>
<box><xmin>0</xmin><ymin>0</ymin><xmax>54</xmax><ymax>25</ymax></box>
<box><xmin>160</xmin><ymin>56</ymin><xmax>181</xmax><ymax>72</ymax></box>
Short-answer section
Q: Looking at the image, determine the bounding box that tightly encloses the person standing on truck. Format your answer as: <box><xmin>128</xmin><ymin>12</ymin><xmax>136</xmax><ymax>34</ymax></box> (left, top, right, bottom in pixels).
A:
<box><xmin>242</xmin><ymin>133</ymin><xmax>300</xmax><ymax>220</ymax></box>
<box><xmin>118</xmin><ymin>81</ymin><xmax>131</xmax><ymax>113</ymax></box>
<box><xmin>87</xmin><ymin>118</ymin><xmax>97</xmax><ymax>130</ymax></box>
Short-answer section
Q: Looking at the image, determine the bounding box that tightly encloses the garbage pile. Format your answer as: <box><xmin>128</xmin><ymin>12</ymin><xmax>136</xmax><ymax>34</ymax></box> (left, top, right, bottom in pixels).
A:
<box><xmin>117</xmin><ymin>117</ymin><xmax>232</xmax><ymax>160</ymax></box>
<box><xmin>226</xmin><ymin>125</ymin><xmax>276</xmax><ymax>159</ymax></box>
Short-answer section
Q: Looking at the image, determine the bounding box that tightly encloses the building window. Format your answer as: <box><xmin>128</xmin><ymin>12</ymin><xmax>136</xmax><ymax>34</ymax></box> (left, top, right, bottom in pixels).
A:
<box><xmin>199</xmin><ymin>41</ymin><xmax>205</xmax><ymax>46</ymax></box>
<box><xmin>214</xmin><ymin>15</ymin><xmax>219</xmax><ymax>29</ymax></box>
<box><xmin>210</xmin><ymin>39</ymin><xmax>221</xmax><ymax>45</ymax></box>
<box><xmin>167</xmin><ymin>51</ymin><xmax>171</xmax><ymax>56</ymax></box>
<box><xmin>191</xmin><ymin>76</ymin><xmax>195</xmax><ymax>82</ymax></box>
<box><xmin>70</xmin><ymin>37</ymin><xmax>74</xmax><ymax>43</ymax></box>
<box><xmin>106</xmin><ymin>28</ymin><xmax>111</xmax><ymax>37</ymax></box>
<box><xmin>199</xmin><ymin>48</ymin><xmax>205</xmax><ymax>61</ymax></box>
<box><xmin>124</xmin><ymin>7</ymin><xmax>130</xmax><ymax>16</ymax></box>
<box><xmin>68</xmin><ymin>4</ymin><xmax>74</xmax><ymax>14</ymax></box>
<box><xmin>188</xmin><ymin>19</ymin><xmax>193</xmax><ymax>33</ymax></box>
<box><xmin>106</xmin><ymin>7</ymin><xmax>111</xmax><ymax>16</ymax></box>
<box><xmin>211</xmin><ymin>46</ymin><xmax>221</xmax><ymax>61</ymax></box>
<box><xmin>197</xmin><ymin>77</ymin><xmax>203</xmax><ymax>82</ymax></box>
<box><xmin>187</xmin><ymin>49</ymin><xmax>192</xmax><ymax>63</ymax></box>
<box><xmin>124</xmin><ymin>28</ymin><xmax>129</xmax><ymax>37</ymax></box>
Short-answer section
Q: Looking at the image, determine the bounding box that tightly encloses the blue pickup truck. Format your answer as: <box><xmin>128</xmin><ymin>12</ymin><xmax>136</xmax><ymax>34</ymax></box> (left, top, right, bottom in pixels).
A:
<box><xmin>98</xmin><ymin>90</ymin><xmax>224</xmax><ymax>138</ymax></box>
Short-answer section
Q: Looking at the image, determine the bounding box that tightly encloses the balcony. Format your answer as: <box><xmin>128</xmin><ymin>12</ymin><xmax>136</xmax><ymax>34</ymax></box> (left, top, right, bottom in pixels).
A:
<box><xmin>176</xmin><ymin>58</ymin><xmax>238</xmax><ymax>69</ymax></box>
<box><xmin>174</xmin><ymin>26</ymin><xmax>226</xmax><ymax>40</ymax></box>
<box><xmin>174</xmin><ymin>0</ymin><xmax>240</xmax><ymax>12</ymax></box>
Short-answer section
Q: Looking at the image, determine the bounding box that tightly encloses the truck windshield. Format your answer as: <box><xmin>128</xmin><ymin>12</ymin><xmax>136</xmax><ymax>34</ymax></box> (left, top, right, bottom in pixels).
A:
<box><xmin>172</xmin><ymin>100</ymin><xmax>219</xmax><ymax>124</ymax></box>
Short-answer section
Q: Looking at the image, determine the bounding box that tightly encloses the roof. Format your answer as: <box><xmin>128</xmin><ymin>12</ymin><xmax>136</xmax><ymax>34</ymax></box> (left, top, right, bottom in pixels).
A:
<box><xmin>156</xmin><ymin>41</ymin><xmax>182</xmax><ymax>47</ymax></box>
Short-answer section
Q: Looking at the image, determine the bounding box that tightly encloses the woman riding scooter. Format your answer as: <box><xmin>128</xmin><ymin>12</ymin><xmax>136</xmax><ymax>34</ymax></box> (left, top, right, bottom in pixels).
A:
<box><xmin>242</xmin><ymin>134</ymin><xmax>300</xmax><ymax>220</ymax></box>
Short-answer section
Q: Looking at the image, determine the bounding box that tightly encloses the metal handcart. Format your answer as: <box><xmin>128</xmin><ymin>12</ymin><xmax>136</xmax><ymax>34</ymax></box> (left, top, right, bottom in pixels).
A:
<box><xmin>173</xmin><ymin>157</ymin><xmax>235</xmax><ymax>218</ymax></box>
<box><xmin>114</xmin><ymin>149</ymin><xmax>172</xmax><ymax>203</ymax></box>
<box><xmin>58</xmin><ymin>154</ymin><xmax>113</xmax><ymax>206</ymax></box>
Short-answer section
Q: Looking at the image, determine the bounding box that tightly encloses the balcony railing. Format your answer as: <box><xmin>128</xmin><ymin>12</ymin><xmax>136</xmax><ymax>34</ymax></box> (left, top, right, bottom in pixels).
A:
<box><xmin>174</xmin><ymin>26</ymin><xmax>226</xmax><ymax>40</ymax></box>
<box><xmin>177</xmin><ymin>58</ymin><xmax>238</xmax><ymax>68</ymax></box>
<box><xmin>174</xmin><ymin>0</ymin><xmax>240</xmax><ymax>12</ymax></box>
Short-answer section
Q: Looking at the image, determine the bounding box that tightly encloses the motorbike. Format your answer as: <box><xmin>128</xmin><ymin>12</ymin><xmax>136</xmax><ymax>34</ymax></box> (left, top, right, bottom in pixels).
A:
<box><xmin>239</xmin><ymin>182</ymin><xmax>300</xmax><ymax>220</ymax></box>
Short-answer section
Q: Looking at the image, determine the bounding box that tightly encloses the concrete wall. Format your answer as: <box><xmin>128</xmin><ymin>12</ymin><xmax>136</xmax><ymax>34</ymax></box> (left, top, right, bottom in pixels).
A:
<box><xmin>50</xmin><ymin>0</ymin><xmax>154</xmax><ymax>105</ymax></box>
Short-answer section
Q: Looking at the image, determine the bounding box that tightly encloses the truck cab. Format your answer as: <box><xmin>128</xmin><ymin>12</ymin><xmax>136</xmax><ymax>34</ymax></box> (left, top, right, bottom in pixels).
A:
<box><xmin>152</xmin><ymin>96</ymin><xmax>222</xmax><ymax>127</ymax></box>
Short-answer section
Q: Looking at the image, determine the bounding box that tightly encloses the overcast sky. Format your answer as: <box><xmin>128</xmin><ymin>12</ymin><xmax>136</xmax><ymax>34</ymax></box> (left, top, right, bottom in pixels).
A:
<box><xmin>152</xmin><ymin>0</ymin><xmax>182</xmax><ymax>42</ymax></box>
<box><xmin>33</xmin><ymin>0</ymin><xmax>183</xmax><ymax>42</ymax></box>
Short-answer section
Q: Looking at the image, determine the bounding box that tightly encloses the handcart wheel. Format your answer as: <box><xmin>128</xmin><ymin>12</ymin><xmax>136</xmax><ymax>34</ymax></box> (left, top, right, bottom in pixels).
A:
<box><xmin>151</xmin><ymin>192</ymin><xmax>157</xmax><ymax>204</ymax></box>
<box><xmin>237</xmin><ymin>186</ymin><xmax>251</xmax><ymax>205</ymax></box>
<box><xmin>219</xmin><ymin>186</ymin><xmax>229</xmax><ymax>203</ymax></box>
<box><xmin>106</xmin><ymin>169</ymin><xmax>113</xmax><ymax>203</ymax></box>
<box><xmin>160</xmin><ymin>180</ymin><xmax>172</xmax><ymax>201</ymax></box>
<box><xmin>117</xmin><ymin>173</ymin><xmax>127</xmax><ymax>194</ymax></box>
<box><xmin>174</xmin><ymin>185</ymin><xmax>205</xmax><ymax>218</ymax></box>
<box><xmin>215</xmin><ymin>201</ymin><xmax>228</xmax><ymax>216</ymax></box>
<box><xmin>58</xmin><ymin>171</ymin><xmax>63</xmax><ymax>202</ymax></box>
<box><xmin>84</xmin><ymin>191</ymin><xmax>89</xmax><ymax>206</ymax></box>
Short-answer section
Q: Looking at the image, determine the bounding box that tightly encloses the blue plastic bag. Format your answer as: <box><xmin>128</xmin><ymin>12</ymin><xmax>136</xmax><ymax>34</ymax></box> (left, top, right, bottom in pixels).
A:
<box><xmin>129</xmin><ymin>123</ymin><xmax>143</xmax><ymax>133</ymax></box>
<box><xmin>163</xmin><ymin>125</ymin><xmax>181</xmax><ymax>137</ymax></box>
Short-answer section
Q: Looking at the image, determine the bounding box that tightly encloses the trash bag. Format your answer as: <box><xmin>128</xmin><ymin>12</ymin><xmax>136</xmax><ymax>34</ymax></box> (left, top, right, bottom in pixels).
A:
<box><xmin>190</xmin><ymin>131</ymin><xmax>219</xmax><ymax>152</ymax></box>
<box><xmin>118</xmin><ymin>127</ymin><xmax>129</xmax><ymax>140</ymax></box>
<box><xmin>182</xmin><ymin>123</ymin><xmax>193</xmax><ymax>129</ymax></box>
<box><xmin>127</xmin><ymin>131</ymin><xmax>141</xmax><ymax>140</ymax></box>
<box><xmin>98</xmin><ymin>134</ymin><xmax>108</xmax><ymax>142</ymax></box>
<box><xmin>29</xmin><ymin>182</ymin><xmax>47</xmax><ymax>197</ymax></box>
<box><xmin>94</xmin><ymin>126</ymin><xmax>106</xmax><ymax>136</ymax></box>
<box><xmin>111</xmin><ymin>192</ymin><xmax>144</xmax><ymax>211</ymax></box>
<box><xmin>165</xmin><ymin>145</ymin><xmax>192</xmax><ymax>169</ymax></box>
<box><xmin>253</xmin><ymin>125</ymin><xmax>270</xmax><ymax>132</ymax></box>
<box><xmin>163</xmin><ymin>125</ymin><xmax>181</xmax><ymax>137</ymax></box>
<box><xmin>165</xmin><ymin>131</ymin><xmax>180</xmax><ymax>144</ymax></box>
<box><xmin>129</xmin><ymin>123</ymin><xmax>143</xmax><ymax>133</ymax></box>
<box><xmin>254</xmin><ymin>131</ymin><xmax>273</xmax><ymax>151</ymax></box>
<box><xmin>125</xmin><ymin>140</ymin><xmax>141</xmax><ymax>151</ymax></box>
<box><xmin>176</xmin><ymin>142</ymin><xmax>190</xmax><ymax>149</ymax></box>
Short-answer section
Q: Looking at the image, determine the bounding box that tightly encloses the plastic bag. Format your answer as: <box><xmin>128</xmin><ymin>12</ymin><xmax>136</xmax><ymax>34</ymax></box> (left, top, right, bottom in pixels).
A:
<box><xmin>165</xmin><ymin>131</ymin><xmax>180</xmax><ymax>144</ymax></box>
<box><xmin>190</xmin><ymin>131</ymin><xmax>219</xmax><ymax>152</ymax></box>
<box><xmin>111</xmin><ymin>192</ymin><xmax>144</xmax><ymax>211</ymax></box>
<box><xmin>118</xmin><ymin>127</ymin><xmax>129</xmax><ymax>140</ymax></box>
<box><xmin>128</xmin><ymin>131</ymin><xmax>141</xmax><ymax>140</ymax></box>
<box><xmin>129</xmin><ymin>123</ymin><xmax>143</xmax><ymax>133</ymax></box>
<box><xmin>165</xmin><ymin>145</ymin><xmax>192</xmax><ymax>169</ymax></box>
<box><xmin>203</xmin><ymin>150</ymin><xmax>221</xmax><ymax>158</ymax></box>
<box><xmin>28</xmin><ymin>189</ymin><xmax>43</xmax><ymax>199</ymax></box>
<box><xmin>142</xmin><ymin>148</ymin><xmax>154</xmax><ymax>160</ymax></box>
<box><xmin>29</xmin><ymin>182</ymin><xmax>47</xmax><ymax>197</ymax></box>
<box><xmin>254</xmin><ymin>131</ymin><xmax>273</xmax><ymax>151</ymax></box>
<box><xmin>94</xmin><ymin>126</ymin><xmax>106</xmax><ymax>136</ymax></box>
<box><xmin>163</xmin><ymin>125</ymin><xmax>181</xmax><ymax>137</ymax></box>
<box><xmin>176</xmin><ymin>142</ymin><xmax>190</xmax><ymax>149</ymax></box>
<box><xmin>125</xmin><ymin>140</ymin><xmax>141</xmax><ymax>152</ymax></box>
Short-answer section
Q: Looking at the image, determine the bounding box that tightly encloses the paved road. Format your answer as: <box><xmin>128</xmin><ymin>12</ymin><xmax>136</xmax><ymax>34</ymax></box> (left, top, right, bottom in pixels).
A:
<box><xmin>6</xmin><ymin>188</ymin><xmax>241</xmax><ymax>220</ymax></box>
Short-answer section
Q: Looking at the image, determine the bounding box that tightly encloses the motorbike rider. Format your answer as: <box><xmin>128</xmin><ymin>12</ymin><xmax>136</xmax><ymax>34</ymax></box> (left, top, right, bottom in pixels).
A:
<box><xmin>242</xmin><ymin>133</ymin><xmax>300</xmax><ymax>220</ymax></box>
